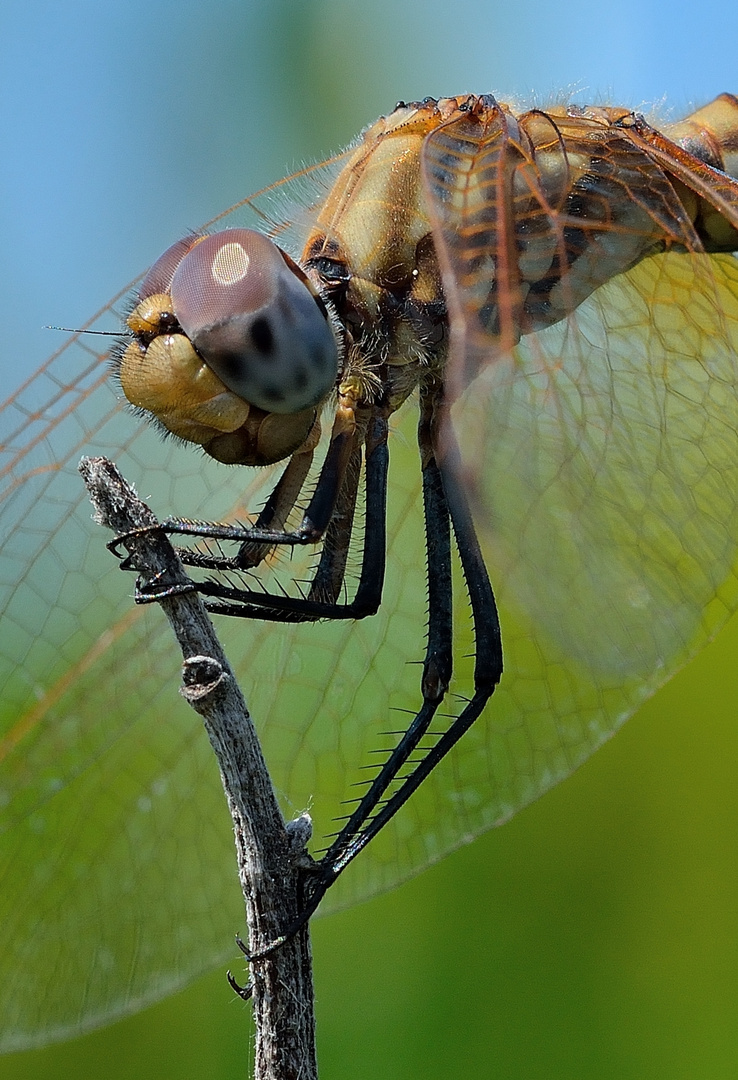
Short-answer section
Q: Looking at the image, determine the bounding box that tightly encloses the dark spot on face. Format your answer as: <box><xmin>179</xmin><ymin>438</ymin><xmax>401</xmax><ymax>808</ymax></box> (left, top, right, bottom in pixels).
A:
<box><xmin>212</xmin><ymin>351</ymin><xmax>241</xmax><ymax>383</ymax></box>
<box><xmin>251</xmin><ymin>316</ymin><xmax>274</xmax><ymax>355</ymax></box>
<box><xmin>292</xmin><ymin>365</ymin><xmax>309</xmax><ymax>392</ymax></box>
<box><xmin>261</xmin><ymin>386</ymin><xmax>286</xmax><ymax>404</ymax></box>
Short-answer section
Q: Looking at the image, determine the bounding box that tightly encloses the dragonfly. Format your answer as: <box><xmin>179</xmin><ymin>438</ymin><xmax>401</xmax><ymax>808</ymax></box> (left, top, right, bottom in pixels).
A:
<box><xmin>3</xmin><ymin>92</ymin><xmax>738</xmax><ymax>1051</ymax></box>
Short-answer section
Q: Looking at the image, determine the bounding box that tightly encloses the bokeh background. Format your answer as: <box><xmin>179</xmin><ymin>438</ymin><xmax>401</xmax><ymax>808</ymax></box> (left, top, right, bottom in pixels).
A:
<box><xmin>3</xmin><ymin>1</ymin><xmax>738</xmax><ymax>1077</ymax></box>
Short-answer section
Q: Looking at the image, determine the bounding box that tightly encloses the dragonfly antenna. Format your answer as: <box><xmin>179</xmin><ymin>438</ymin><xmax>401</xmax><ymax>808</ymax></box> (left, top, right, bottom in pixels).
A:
<box><xmin>44</xmin><ymin>325</ymin><xmax>120</xmax><ymax>336</ymax></box>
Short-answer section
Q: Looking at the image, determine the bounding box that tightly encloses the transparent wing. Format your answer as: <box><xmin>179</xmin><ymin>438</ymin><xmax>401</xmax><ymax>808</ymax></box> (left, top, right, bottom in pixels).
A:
<box><xmin>4</xmin><ymin>145</ymin><xmax>738</xmax><ymax>1052</ymax></box>
<box><xmin>0</xmin><ymin>326</ymin><xmax>439</xmax><ymax>1047</ymax></box>
<box><xmin>420</xmin><ymin>101</ymin><xmax>738</xmax><ymax>688</ymax></box>
<box><xmin>417</xmin><ymin>99</ymin><xmax>738</xmax><ymax>912</ymax></box>
<box><xmin>416</xmin><ymin>105</ymin><xmax>738</xmax><ymax>880</ymax></box>
<box><xmin>452</xmin><ymin>252</ymin><xmax>738</xmax><ymax>682</ymax></box>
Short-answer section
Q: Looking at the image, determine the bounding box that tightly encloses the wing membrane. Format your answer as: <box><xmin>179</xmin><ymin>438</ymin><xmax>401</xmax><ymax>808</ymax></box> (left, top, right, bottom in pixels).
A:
<box><xmin>4</xmin><ymin>102</ymin><xmax>738</xmax><ymax>1049</ymax></box>
<box><xmin>628</xmin><ymin>118</ymin><xmax>738</xmax><ymax>243</ymax></box>
<box><xmin>452</xmin><ymin>251</ymin><xmax>738</xmax><ymax>676</ymax></box>
<box><xmin>423</xmin><ymin>101</ymin><xmax>738</xmax><ymax>682</ymax></box>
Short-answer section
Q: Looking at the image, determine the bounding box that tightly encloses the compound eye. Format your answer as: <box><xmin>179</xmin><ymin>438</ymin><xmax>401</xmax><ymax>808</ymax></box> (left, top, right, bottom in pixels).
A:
<box><xmin>169</xmin><ymin>229</ymin><xmax>339</xmax><ymax>414</ymax></box>
<box><xmin>138</xmin><ymin>235</ymin><xmax>205</xmax><ymax>299</ymax></box>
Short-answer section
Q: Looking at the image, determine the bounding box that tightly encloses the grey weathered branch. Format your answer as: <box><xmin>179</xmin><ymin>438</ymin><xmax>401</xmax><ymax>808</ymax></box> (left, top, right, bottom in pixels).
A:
<box><xmin>79</xmin><ymin>456</ymin><xmax>317</xmax><ymax>1080</ymax></box>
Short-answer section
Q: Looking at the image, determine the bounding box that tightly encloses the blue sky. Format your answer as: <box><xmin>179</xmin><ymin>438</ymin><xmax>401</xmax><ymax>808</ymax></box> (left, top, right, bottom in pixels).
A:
<box><xmin>1</xmin><ymin>0</ymin><xmax>736</xmax><ymax>396</ymax></box>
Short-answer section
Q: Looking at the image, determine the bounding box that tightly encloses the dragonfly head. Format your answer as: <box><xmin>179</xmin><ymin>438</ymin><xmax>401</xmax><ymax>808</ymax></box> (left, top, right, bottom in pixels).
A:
<box><xmin>117</xmin><ymin>229</ymin><xmax>340</xmax><ymax>465</ymax></box>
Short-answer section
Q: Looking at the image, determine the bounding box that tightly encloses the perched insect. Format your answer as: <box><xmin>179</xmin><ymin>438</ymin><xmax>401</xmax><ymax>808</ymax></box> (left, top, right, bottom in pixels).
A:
<box><xmin>2</xmin><ymin>93</ymin><xmax>738</xmax><ymax>1049</ymax></box>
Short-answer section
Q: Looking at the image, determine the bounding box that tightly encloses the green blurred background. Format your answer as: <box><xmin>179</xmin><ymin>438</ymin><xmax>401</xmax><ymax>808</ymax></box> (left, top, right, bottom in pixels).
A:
<box><xmin>3</xmin><ymin>1</ymin><xmax>738</xmax><ymax>1076</ymax></box>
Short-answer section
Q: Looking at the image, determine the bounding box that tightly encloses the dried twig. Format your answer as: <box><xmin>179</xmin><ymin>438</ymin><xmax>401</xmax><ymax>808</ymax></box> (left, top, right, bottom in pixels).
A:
<box><xmin>79</xmin><ymin>456</ymin><xmax>317</xmax><ymax>1080</ymax></box>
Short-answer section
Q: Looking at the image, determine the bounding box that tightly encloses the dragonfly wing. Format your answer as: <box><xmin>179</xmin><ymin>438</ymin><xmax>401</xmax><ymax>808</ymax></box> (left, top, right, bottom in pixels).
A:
<box><xmin>0</xmin><ymin>334</ymin><xmax>286</xmax><ymax>1046</ymax></box>
<box><xmin>451</xmin><ymin>250</ymin><xmax>738</xmax><ymax>676</ymax></box>
<box><xmin>627</xmin><ymin>116</ymin><xmax>738</xmax><ymax>244</ymax></box>
<box><xmin>420</xmin><ymin>97</ymin><xmax>738</xmax><ymax>678</ymax></box>
<box><xmin>419</xmin><ymin>97</ymin><xmax>707</xmax><ymax>394</ymax></box>
<box><xmin>0</xmin><ymin>293</ymin><xmax>432</xmax><ymax>1047</ymax></box>
<box><xmin>5</xmin><ymin>111</ymin><xmax>738</xmax><ymax>1049</ymax></box>
<box><xmin>409</xmin><ymin>102</ymin><xmax>738</xmax><ymax>878</ymax></box>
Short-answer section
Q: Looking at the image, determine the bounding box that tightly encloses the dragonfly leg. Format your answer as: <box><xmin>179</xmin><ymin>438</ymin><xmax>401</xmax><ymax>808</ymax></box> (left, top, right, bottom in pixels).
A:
<box><xmin>199</xmin><ymin>409</ymin><xmax>389</xmax><ymax>622</ymax></box>
<box><xmin>311</xmin><ymin>463</ymin><xmax>452</xmax><ymax>876</ymax></box>
<box><xmin>225</xmin><ymin>934</ymin><xmax>255</xmax><ymax>1000</ymax></box>
<box><xmin>166</xmin><ymin>445</ymin><xmax>318</xmax><ymax>575</ymax></box>
<box><xmin>294</xmin><ymin>383</ymin><xmax>503</xmax><ymax>917</ymax></box>
<box><xmin>112</xmin><ymin>392</ymin><xmax>391</xmax><ymax>622</ymax></box>
<box><xmin>133</xmin><ymin>569</ymin><xmax>199</xmax><ymax>602</ymax></box>
<box><xmin>226</xmin><ymin>970</ymin><xmax>253</xmax><ymax>1002</ymax></box>
<box><xmin>235</xmin><ymin>429</ymin><xmax>319</xmax><ymax>570</ymax></box>
<box><xmin>236</xmin><ymin>389</ymin><xmax>503</xmax><ymax>956</ymax></box>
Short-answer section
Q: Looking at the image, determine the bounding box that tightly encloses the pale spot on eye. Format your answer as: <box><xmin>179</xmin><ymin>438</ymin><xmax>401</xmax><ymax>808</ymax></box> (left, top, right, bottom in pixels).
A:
<box><xmin>211</xmin><ymin>243</ymin><xmax>251</xmax><ymax>285</ymax></box>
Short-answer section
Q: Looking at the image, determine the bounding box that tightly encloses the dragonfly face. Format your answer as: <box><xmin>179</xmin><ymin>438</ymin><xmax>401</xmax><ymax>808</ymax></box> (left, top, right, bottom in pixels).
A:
<box><xmin>3</xmin><ymin>92</ymin><xmax>738</xmax><ymax>1049</ymax></box>
<box><xmin>118</xmin><ymin>229</ymin><xmax>337</xmax><ymax>466</ymax></box>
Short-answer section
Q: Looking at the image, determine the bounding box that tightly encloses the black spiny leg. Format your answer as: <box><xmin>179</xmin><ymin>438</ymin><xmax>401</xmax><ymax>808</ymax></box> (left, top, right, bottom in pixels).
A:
<box><xmin>113</xmin><ymin>378</ymin><xmax>501</xmax><ymax>948</ymax></box>
<box><xmin>293</xmin><ymin>383</ymin><xmax>456</xmax><ymax>917</ymax></box>
<box><xmin>296</xmin><ymin>382</ymin><xmax>503</xmax><ymax>918</ymax></box>
<box><xmin>115</xmin><ymin>402</ymin><xmax>390</xmax><ymax>623</ymax></box>
<box><xmin>198</xmin><ymin>409</ymin><xmax>389</xmax><ymax>621</ymax></box>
